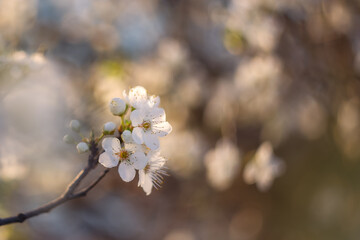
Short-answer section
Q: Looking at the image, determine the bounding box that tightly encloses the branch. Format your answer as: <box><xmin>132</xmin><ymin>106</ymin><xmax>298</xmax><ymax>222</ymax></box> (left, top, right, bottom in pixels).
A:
<box><xmin>0</xmin><ymin>140</ymin><xmax>109</xmax><ymax>227</ymax></box>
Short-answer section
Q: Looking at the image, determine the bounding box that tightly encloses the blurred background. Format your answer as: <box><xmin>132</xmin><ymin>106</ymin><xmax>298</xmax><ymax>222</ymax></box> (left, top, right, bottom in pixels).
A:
<box><xmin>1</xmin><ymin>0</ymin><xmax>360</xmax><ymax>239</ymax></box>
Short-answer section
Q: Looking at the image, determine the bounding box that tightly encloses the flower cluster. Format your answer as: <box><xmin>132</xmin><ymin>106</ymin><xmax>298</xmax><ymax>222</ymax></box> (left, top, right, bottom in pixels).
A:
<box><xmin>243</xmin><ymin>142</ymin><xmax>285</xmax><ymax>192</ymax></box>
<box><xmin>99</xmin><ymin>86</ymin><xmax>172</xmax><ymax>195</ymax></box>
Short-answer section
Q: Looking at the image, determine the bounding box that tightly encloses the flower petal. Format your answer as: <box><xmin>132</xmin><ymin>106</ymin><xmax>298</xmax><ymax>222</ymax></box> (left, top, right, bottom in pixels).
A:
<box><xmin>145</xmin><ymin>108</ymin><xmax>166</xmax><ymax>123</ymax></box>
<box><xmin>152</xmin><ymin>121</ymin><xmax>172</xmax><ymax>137</ymax></box>
<box><xmin>130</xmin><ymin>109</ymin><xmax>145</xmax><ymax>126</ymax></box>
<box><xmin>130</xmin><ymin>151</ymin><xmax>148</xmax><ymax>170</ymax></box>
<box><xmin>128</xmin><ymin>86</ymin><xmax>148</xmax><ymax>108</ymax></box>
<box><xmin>243</xmin><ymin>163</ymin><xmax>257</xmax><ymax>184</ymax></box>
<box><xmin>118</xmin><ymin>162</ymin><xmax>136</xmax><ymax>182</ymax></box>
<box><xmin>148</xmin><ymin>95</ymin><xmax>160</xmax><ymax>108</ymax></box>
<box><xmin>142</xmin><ymin>174</ymin><xmax>154</xmax><ymax>195</ymax></box>
<box><xmin>102</xmin><ymin>137</ymin><xmax>121</xmax><ymax>152</ymax></box>
<box><xmin>132</xmin><ymin>127</ymin><xmax>144</xmax><ymax>144</ymax></box>
<box><xmin>99</xmin><ymin>152</ymin><xmax>118</xmax><ymax>168</ymax></box>
<box><xmin>144</xmin><ymin>132</ymin><xmax>160</xmax><ymax>150</ymax></box>
<box><xmin>148</xmin><ymin>150</ymin><xmax>166</xmax><ymax>169</ymax></box>
<box><xmin>138</xmin><ymin>169</ymin><xmax>146</xmax><ymax>186</ymax></box>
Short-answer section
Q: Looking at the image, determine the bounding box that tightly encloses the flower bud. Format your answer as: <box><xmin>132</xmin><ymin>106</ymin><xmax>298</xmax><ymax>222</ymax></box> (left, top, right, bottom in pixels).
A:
<box><xmin>69</xmin><ymin>120</ymin><xmax>81</xmax><ymax>132</ymax></box>
<box><xmin>63</xmin><ymin>134</ymin><xmax>74</xmax><ymax>144</ymax></box>
<box><xmin>103</xmin><ymin>122</ymin><xmax>116</xmax><ymax>135</ymax></box>
<box><xmin>109</xmin><ymin>98</ymin><xmax>126</xmax><ymax>116</ymax></box>
<box><xmin>76</xmin><ymin>142</ymin><xmax>89</xmax><ymax>153</ymax></box>
<box><xmin>121</xmin><ymin>130</ymin><xmax>133</xmax><ymax>143</ymax></box>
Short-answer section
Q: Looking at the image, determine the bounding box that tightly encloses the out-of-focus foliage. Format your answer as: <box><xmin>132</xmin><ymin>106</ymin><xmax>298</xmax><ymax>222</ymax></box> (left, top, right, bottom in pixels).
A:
<box><xmin>1</xmin><ymin>0</ymin><xmax>360</xmax><ymax>239</ymax></box>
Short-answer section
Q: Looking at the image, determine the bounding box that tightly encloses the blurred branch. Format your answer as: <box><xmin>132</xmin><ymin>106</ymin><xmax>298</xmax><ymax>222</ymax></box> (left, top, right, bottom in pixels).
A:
<box><xmin>0</xmin><ymin>140</ymin><xmax>110</xmax><ymax>227</ymax></box>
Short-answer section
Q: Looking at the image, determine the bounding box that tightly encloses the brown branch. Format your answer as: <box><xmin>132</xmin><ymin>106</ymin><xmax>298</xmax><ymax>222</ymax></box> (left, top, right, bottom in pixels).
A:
<box><xmin>0</xmin><ymin>140</ymin><xmax>110</xmax><ymax>227</ymax></box>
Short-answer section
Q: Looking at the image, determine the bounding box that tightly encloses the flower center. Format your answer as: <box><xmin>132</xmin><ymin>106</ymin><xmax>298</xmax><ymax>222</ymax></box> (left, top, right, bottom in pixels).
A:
<box><xmin>141</xmin><ymin>121</ymin><xmax>151</xmax><ymax>131</ymax></box>
<box><xmin>144</xmin><ymin>164</ymin><xmax>151</xmax><ymax>174</ymax></box>
<box><xmin>116</xmin><ymin>150</ymin><xmax>130</xmax><ymax>161</ymax></box>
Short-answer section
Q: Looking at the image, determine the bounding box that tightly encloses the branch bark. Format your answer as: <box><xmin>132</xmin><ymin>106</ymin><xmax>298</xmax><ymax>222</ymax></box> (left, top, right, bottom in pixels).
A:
<box><xmin>0</xmin><ymin>140</ymin><xmax>110</xmax><ymax>227</ymax></box>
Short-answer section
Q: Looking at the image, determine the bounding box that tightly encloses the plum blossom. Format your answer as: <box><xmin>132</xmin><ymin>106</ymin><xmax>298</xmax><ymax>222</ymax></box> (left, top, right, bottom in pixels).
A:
<box><xmin>99</xmin><ymin>137</ymin><xmax>148</xmax><ymax>182</ymax></box>
<box><xmin>138</xmin><ymin>150</ymin><xmax>168</xmax><ymax>195</ymax></box>
<box><xmin>70</xmin><ymin>120</ymin><xmax>81</xmax><ymax>132</ymax></box>
<box><xmin>103</xmin><ymin>121</ymin><xmax>116</xmax><ymax>135</ymax></box>
<box><xmin>123</xmin><ymin>86</ymin><xmax>160</xmax><ymax>110</ymax></box>
<box><xmin>76</xmin><ymin>142</ymin><xmax>89</xmax><ymax>153</ymax></box>
<box><xmin>121</xmin><ymin>130</ymin><xmax>134</xmax><ymax>143</ymax></box>
<box><xmin>109</xmin><ymin>98</ymin><xmax>126</xmax><ymax>116</ymax></box>
<box><xmin>123</xmin><ymin>86</ymin><xmax>148</xmax><ymax>109</ymax></box>
<box><xmin>130</xmin><ymin>107</ymin><xmax>172</xmax><ymax>150</ymax></box>
<box><xmin>204</xmin><ymin>139</ymin><xmax>241</xmax><ymax>191</ymax></box>
<box><xmin>243</xmin><ymin>141</ymin><xmax>285</xmax><ymax>191</ymax></box>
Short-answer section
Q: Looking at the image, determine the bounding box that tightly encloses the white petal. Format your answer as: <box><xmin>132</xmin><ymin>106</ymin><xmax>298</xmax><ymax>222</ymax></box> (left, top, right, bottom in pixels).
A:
<box><xmin>152</xmin><ymin>122</ymin><xmax>172</xmax><ymax>137</ymax></box>
<box><xmin>130</xmin><ymin>109</ymin><xmax>145</xmax><ymax>126</ymax></box>
<box><xmin>121</xmin><ymin>130</ymin><xmax>133</xmax><ymax>143</ymax></box>
<box><xmin>243</xmin><ymin>163</ymin><xmax>257</xmax><ymax>184</ymax></box>
<box><xmin>138</xmin><ymin>169</ymin><xmax>146</xmax><ymax>186</ymax></box>
<box><xmin>145</xmin><ymin>108</ymin><xmax>166</xmax><ymax>123</ymax></box>
<box><xmin>128</xmin><ymin>86</ymin><xmax>148</xmax><ymax>108</ymax></box>
<box><xmin>144</xmin><ymin>132</ymin><xmax>160</xmax><ymax>150</ymax></box>
<box><xmin>130</xmin><ymin>151</ymin><xmax>148</xmax><ymax>170</ymax></box>
<box><xmin>122</xmin><ymin>89</ymin><xmax>129</xmax><ymax>103</ymax></box>
<box><xmin>132</xmin><ymin>127</ymin><xmax>144</xmax><ymax>144</ymax></box>
<box><xmin>148</xmin><ymin>95</ymin><xmax>160</xmax><ymax>108</ymax></box>
<box><xmin>99</xmin><ymin>152</ymin><xmax>118</xmax><ymax>168</ymax></box>
<box><xmin>118</xmin><ymin>162</ymin><xmax>136</xmax><ymax>182</ymax></box>
<box><xmin>142</xmin><ymin>175</ymin><xmax>154</xmax><ymax>195</ymax></box>
<box><xmin>102</xmin><ymin>137</ymin><xmax>121</xmax><ymax>152</ymax></box>
<box><xmin>148</xmin><ymin>151</ymin><xmax>166</xmax><ymax>169</ymax></box>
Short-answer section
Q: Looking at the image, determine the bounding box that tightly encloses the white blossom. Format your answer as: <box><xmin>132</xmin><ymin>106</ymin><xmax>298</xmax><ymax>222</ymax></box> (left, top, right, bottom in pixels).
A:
<box><xmin>123</xmin><ymin>86</ymin><xmax>148</xmax><ymax>109</ymax></box>
<box><xmin>76</xmin><ymin>142</ymin><xmax>89</xmax><ymax>153</ymax></box>
<box><xmin>103</xmin><ymin>121</ymin><xmax>116</xmax><ymax>134</ymax></box>
<box><xmin>99</xmin><ymin>137</ymin><xmax>148</xmax><ymax>182</ymax></box>
<box><xmin>243</xmin><ymin>142</ymin><xmax>285</xmax><ymax>191</ymax></box>
<box><xmin>130</xmin><ymin>107</ymin><xmax>172</xmax><ymax>150</ymax></box>
<box><xmin>204</xmin><ymin>139</ymin><xmax>241</xmax><ymax>191</ymax></box>
<box><xmin>138</xmin><ymin>150</ymin><xmax>168</xmax><ymax>195</ymax></box>
<box><xmin>63</xmin><ymin>134</ymin><xmax>74</xmax><ymax>144</ymax></box>
<box><xmin>109</xmin><ymin>98</ymin><xmax>126</xmax><ymax>116</ymax></box>
<box><xmin>70</xmin><ymin>120</ymin><xmax>81</xmax><ymax>132</ymax></box>
<box><xmin>121</xmin><ymin>130</ymin><xmax>133</xmax><ymax>143</ymax></box>
<box><xmin>123</xmin><ymin>86</ymin><xmax>161</xmax><ymax>110</ymax></box>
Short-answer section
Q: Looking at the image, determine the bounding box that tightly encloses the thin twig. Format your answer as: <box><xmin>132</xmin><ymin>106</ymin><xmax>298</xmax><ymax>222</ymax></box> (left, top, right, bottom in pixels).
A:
<box><xmin>0</xmin><ymin>140</ymin><xmax>109</xmax><ymax>227</ymax></box>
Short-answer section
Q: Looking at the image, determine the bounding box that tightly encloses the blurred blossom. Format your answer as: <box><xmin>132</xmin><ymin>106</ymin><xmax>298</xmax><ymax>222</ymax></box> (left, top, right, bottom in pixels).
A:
<box><xmin>157</xmin><ymin>39</ymin><xmax>189</xmax><ymax>68</ymax></box>
<box><xmin>0</xmin><ymin>153</ymin><xmax>27</xmax><ymax>181</ymax></box>
<box><xmin>129</xmin><ymin>58</ymin><xmax>172</xmax><ymax>94</ymax></box>
<box><xmin>234</xmin><ymin>55</ymin><xmax>282</xmax><ymax>122</ymax></box>
<box><xmin>296</xmin><ymin>97</ymin><xmax>327</xmax><ymax>140</ymax></box>
<box><xmin>93</xmin><ymin>76</ymin><xmax>127</xmax><ymax>108</ymax></box>
<box><xmin>204</xmin><ymin>139</ymin><xmax>241</xmax><ymax>191</ymax></box>
<box><xmin>4</xmin><ymin>51</ymin><xmax>46</xmax><ymax>70</ymax></box>
<box><xmin>0</xmin><ymin>55</ymin><xmax>83</xmax><ymax>193</ymax></box>
<box><xmin>229</xmin><ymin>208</ymin><xmax>263</xmax><ymax>240</ymax></box>
<box><xmin>116</xmin><ymin>1</ymin><xmax>163</xmax><ymax>57</ymax></box>
<box><xmin>325</xmin><ymin>1</ymin><xmax>352</xmax><ymax>34</ymax></box>
<box><xmin>243</xmin><ymin>142</ymin><xmax>284</xmax><ymax>191</ymax></box>
<box><xmin>0</xmin><ymin>0</ymin><xmax>36</xmax><ymax>44</ymax></box>
<box><xmin>226</xmin><ymin>1</ymin><xmax>282</xmax><ymax>52</ymax></box>
<box><xmin>175</xmin><ymin>76</ymin><xmax>205</xmax><ymax>108</ymax></box>
<box><xmin>164</xmin><ymin>229</ymin><xmax>196</xmax><ymax>240</ymax></box>
<box><xmin>204</xmin><ymin>80</ymin><xmax>238</xmax><ymax>129</ymax></box>
<box><xmin>336</xmin><ymin>98</ymin><xmax>360</xmax><ymax>159</ymax></box>
<box><xmin>162</xmin><ymin>130</ymin><xmax>205</xmax><ymax>178</ymax></box>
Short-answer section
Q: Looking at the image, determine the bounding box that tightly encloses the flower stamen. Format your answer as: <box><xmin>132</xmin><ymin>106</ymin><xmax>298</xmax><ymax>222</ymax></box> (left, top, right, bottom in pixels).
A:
<box><xmin>141</xmin><ymin>121</ymin><xmax>151</xmax><ymax>131</ymax></box>
<box><xmin>116</xmin><ymin>150</ymin><xmax>130</xmax><ymax>161</ymax></box>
